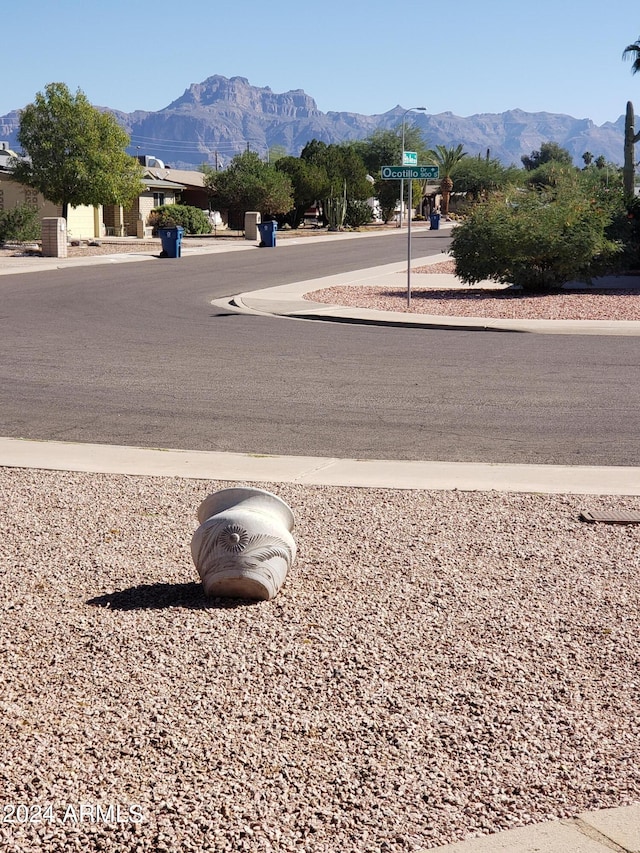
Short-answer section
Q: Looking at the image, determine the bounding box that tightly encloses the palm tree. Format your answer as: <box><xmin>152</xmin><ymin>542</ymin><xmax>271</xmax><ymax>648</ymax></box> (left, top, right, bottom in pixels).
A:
<box><xmin>426</xmin><ymin>144</ymin><xmax>466</xmax><ymax>217</ymax></box>
<box><xmin>623</xmin><ymin>38</ymin><xmax>640</xmax><ymax>74</ymax></box>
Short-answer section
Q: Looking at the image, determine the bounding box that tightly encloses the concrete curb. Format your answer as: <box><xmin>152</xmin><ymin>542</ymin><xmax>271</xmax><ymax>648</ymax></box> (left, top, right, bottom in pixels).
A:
<box><xmin>231</xmin><ymin>253</ymin><xmax>640</xmax><ymax>336</ymax></box>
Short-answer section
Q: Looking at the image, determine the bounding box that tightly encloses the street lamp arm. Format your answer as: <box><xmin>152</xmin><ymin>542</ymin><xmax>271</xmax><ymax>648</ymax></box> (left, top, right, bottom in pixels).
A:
<box><xmin>401</xmin><ymin>105</ymin><xmax>427</xmax><ymax>151</ymax></box>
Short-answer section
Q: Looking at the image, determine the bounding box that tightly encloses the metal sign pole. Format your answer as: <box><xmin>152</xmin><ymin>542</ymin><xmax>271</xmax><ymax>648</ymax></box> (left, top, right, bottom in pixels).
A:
<box><xmin>380</xmin><ymin>164</ymin><xmax>438</xmax><ymax>310</ymax></box>
<box><xmin>407</xmin><ymin>177</ymin><xmax>412</xmax><ymax>309</ymax></box>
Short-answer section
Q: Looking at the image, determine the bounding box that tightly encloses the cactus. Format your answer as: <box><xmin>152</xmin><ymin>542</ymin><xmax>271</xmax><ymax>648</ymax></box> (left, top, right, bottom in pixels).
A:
<box><xmin>324</xmin><ymin>180</ymin><xmax>347</xmax><ymax>231</ymax></box>
<box><xmin>623</xmin><ymin>101</ymin><xmax>640</xmax><ymax>198</ymax></box>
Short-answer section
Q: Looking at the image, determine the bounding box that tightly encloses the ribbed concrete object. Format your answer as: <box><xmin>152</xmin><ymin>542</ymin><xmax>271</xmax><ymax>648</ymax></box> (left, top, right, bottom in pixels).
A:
<box><xmin>191</xmin><ymin>487</ymin><xmax>296</xmax><ymax>601</ymax></box>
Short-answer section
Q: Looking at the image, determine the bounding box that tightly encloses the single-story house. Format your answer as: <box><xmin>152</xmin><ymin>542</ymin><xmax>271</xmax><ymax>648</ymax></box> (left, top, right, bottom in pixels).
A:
<box><xmin>0</xmin><ymin>142</ymin><xmax>217</xmax><ymax>239</ymax></box>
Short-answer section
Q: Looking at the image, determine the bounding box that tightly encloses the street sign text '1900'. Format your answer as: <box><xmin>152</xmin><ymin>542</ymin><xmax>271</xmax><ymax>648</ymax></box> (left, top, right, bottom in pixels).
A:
<box><xmin>381</xmin><ymin>165</ymin><xmax>439</xmax><ymax>180</ymax></box>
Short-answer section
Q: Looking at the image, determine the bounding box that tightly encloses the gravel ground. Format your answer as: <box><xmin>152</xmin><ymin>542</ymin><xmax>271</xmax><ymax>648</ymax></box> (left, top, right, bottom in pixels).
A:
<box><xmin>1</xmin><ymin>467</ymin><xmax>639</xmax><ymax>852</ymax></box>
<box><xmin>308</xmin><ymin>261</ymin><xmax>640</xmax><ymax>321</ymax></box>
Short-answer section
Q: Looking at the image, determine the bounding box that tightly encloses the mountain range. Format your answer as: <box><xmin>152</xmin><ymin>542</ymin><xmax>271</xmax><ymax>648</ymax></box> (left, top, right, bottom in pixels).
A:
<box><xmin>0</xmin><ymin>75</ymin><xmax>628</xmax><ymax>170</ymax></box>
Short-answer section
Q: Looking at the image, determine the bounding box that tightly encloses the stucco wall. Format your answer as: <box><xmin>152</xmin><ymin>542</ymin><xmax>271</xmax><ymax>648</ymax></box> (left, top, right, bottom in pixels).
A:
<box><xmin>0</xmin><ymin>173</ymin><xmax>100</xmax><ymax>239</ymax></box>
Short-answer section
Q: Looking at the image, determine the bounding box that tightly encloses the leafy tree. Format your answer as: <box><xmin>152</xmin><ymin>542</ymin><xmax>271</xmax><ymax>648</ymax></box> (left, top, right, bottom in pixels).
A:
<box><xmin>426</xmin><ymin>144</ymin><xmax>466</xmax><ymax>216</ymax></box>
<box><xmin>450</xmin><ymin>155</ymin><xmax>520</xmax><ymax>201</ymax></box>
<box><xmin>274</xmin><ymin>156</ymin><xmax>329</xmax><ymax>227</ymax></box>
<box><xmin>521</xmin><ymin>141</ymin><xmax>573</xmax><ymax>171</ymax></box>
<box><xmin>582</xmin><ymin>151</ymin><xmax>594</xmax><ymax>167</ymax></box>
<box><xmin>376</xmin><ymin>181</ymin><xmax>401</xmax><ymax>223</ymax></box>
<box><xmin>354</xmin><ymin>125</ymin><xmax>429</xmax><ymax>222</ymax></box>
<box><xmin>147</xmin><ymin>204</ymin><xmax>212</xmax><ymax>235</ymax></box>
<box><xmin>524</xmin><ymin>159</ymin><xmax>575</xmax><ymax>188</ymax></box>
<box><xmin>300</xmin><ymin>140</ymin><xmax>371</xmax><ymax>200</ymax></box>
<box><xmin>354</xmin><ymin>126</ymin><xmax>421</xmax><ymax>174</ymax></box>
<box><xmin>451</xmin><ymin>172</ymin><xmax>625</xmax><ymax>292</ymax></box>
<box><xmin>11</xmin><ymin>82</ymin><xmax>144</xmax><ymax>221</ymax></box>
<box><xmin>204</xmin><ymin>151</ymin><xmax>293</xmax><ymax>224</ymax></box>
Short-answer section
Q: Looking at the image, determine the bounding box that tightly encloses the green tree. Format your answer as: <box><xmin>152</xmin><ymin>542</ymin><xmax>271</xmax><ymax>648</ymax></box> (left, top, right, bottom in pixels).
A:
<box><xmin>450</xmin><ymin>155</ymin><xmax>520</xmax><ymax>201</ymax></box>
<box><xmin>204</xmin><ymin>151</ymin><xmax>293</xmax><ymax>224</ymax></box>
<box><xmin>582</xmin><ymin>151</ymin><xmax>594</xmax><ymax>167</ymax></box>
<box><xmin>451</xmin><ymin>172</ymin><xmax>625</xmax><ymax>292</ymax></box>
<box><xmin>300</xmin><ymin>140</ymin><xmax>371</xmax><ymax>200</ymax></box>
<box><xmin>274</xmin><ymin>156</ymin><xmax>329</xmax><ymax>227</ymax></box>
<box><xmin>524</xmin><ymin>159</ymin><xmax>575</xmax><ymax>188</ymax></box>
<box><xmin>11</xmin><ymin>82</ymin><xmax>143</xmax><ymax>221</ymax></box>
<box><xmin>426</xmin><ymin>144</ymin><xmax>466</xmax><ymax>216</ymax></box>
<box><xmin>354</xmin><ymin>125</ymin><xmax>429</xmax><ymax>222</ymax></box>
<box><xmin>521</xmin><ymin>141</ymin><xmax>573</xmax><ymax>171</ymax></box>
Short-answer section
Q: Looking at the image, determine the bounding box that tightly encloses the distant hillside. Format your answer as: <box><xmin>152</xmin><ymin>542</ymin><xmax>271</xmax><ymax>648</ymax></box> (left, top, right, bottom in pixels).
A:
<box><xmin>0</xmin><ymin>75</ymin><xmax>626</xmax><ymax>170</ymax></box>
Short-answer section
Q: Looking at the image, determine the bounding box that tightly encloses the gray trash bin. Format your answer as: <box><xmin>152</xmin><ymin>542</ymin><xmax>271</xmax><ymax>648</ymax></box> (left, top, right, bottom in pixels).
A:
<box><xmin>158</xmin><ymin>226</ymin><xmax>184</xmax><ymax>257</ymax></box>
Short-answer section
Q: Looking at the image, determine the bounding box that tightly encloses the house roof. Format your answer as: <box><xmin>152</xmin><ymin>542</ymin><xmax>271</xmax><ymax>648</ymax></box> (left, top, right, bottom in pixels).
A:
<box><xmin>142</xmin><ymin>168</ymin><xmax>186</xmax><ymax>191</ymax></box>
<box><xmin>144</xmin><ymin>166</ymin><xmax>206</xmax><ymax>189</ymax></box>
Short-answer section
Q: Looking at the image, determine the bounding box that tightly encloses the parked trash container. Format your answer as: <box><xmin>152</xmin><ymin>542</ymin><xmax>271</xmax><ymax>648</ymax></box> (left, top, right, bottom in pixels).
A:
<box><xmin>257</xmin><ymin>221</ymin><xmax>277</xmax><ymax>248</ymax></box>
<box><xmin>429</xmin><ymin>213</ymin><xmax>441</xmax><ymax>231</ymax></box>
<box><xmin>158</xmin><ymin>226</ymin><xmax>184</xmax><ymax>258</ymax></box>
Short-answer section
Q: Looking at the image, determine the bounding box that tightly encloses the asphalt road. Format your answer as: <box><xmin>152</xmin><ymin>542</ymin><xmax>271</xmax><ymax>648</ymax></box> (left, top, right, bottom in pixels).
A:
<box><xmin>1</xmin><ymin>230</ymin><xmax>639</xmax><ymax>466</ymax></box>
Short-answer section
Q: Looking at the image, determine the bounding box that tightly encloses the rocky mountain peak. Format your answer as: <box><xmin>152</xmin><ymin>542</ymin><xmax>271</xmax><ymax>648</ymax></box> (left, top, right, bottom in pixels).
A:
<box><xmin>0</xmin><ymin>74</ymin><xmax>627</xmax><ymax>171</ymax></box>
<box><xmin>165</xmin><ymin>75</ymin><xmax>320</xmax><ymax>118</ymax></box>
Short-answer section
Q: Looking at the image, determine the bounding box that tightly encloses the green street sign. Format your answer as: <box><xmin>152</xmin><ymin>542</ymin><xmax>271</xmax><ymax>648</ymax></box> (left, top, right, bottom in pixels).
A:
<box><xmin>402</xmin><ymin>151</ymin><xmax>418</xmax><ymax>166</ymax></box>
<box><xmin>381</xmin><ymin>165</ymin><xmax>439</xmax><ymax>180</ymax></box>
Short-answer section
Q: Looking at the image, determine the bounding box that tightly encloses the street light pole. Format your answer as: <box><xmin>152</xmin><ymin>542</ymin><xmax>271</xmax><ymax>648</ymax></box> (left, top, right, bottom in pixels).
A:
<box><xmin>398</xmin><ymin>106</ymin><xmax>426</xmax><ymax>229</ymax></box>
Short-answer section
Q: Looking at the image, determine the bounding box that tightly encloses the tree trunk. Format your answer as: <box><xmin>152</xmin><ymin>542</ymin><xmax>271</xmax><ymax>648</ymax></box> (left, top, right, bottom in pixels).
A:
<box><xmin>440</xmin><ymin>177</ymin><xmax>454</xmax><ymax>217</ymax></box>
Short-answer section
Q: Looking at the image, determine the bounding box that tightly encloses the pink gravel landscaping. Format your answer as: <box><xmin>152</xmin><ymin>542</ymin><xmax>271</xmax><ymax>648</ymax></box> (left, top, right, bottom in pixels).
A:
<box><xmin>307</xmin><ymin>260</ymin><xmax>640</xmax><ymax>321</ymax></box>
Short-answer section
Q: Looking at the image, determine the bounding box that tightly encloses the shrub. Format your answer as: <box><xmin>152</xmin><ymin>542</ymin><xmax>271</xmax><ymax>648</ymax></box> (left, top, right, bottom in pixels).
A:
<box><xmin>147</xmin><ymin>204</ymin><xmax>212</xmax><ymax>235</ymax></box>
<box><xmin>0</xmin><ymin>204</ymin><xmax>41</xmax><ymax>244</ymax></box>
<box><xmin>345</xmin><ymin>200</ymin><xmax>373</xmax><ymax>228</ymax></box>
<box><xmin>451</xmin><ymin>175</ymin><xmax>626</xmax><ymax>292</ymax></box>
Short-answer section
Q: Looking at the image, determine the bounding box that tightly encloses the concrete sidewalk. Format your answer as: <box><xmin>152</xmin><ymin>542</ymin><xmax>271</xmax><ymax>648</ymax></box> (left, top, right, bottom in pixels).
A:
<box><xmin>0</xmin><ymin>224</ymin><xmax>415</xmax><ymax>276</ymax></box>
<box><xmin>1</xmin><ymin>437</ymin><xmax>639</xmax><ymax>495</ymax></box>
<box><xmin>430</xmin><ymin>804</ymin><xmax>640</xmax><ymax>852</ymax></box>
<box><xmin>228</xmin><ymin>250</ymin><xmax>640</xmax><ymax>337</ymax></box>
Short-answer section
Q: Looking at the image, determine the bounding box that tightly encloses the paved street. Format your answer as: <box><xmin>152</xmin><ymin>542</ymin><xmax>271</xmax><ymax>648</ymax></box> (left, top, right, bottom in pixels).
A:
<box><xmin>1</xmin><ymin>230</ymin><xmax>639</xmax><ymax>466</ymax></box>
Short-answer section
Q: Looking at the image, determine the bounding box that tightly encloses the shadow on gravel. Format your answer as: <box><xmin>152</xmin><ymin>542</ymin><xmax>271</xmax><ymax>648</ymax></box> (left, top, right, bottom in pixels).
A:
<box><xmin>87</xmin><ymin>581</ymin><xmax>259</xmax><ymax>611</ymax></box>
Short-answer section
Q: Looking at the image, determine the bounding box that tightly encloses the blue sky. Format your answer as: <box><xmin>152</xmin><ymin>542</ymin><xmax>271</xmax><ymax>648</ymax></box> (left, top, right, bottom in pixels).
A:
<box><xmin>3</xmin><ymin>0</ymin><xmax>639</xmax><ymax>126</ymax></box>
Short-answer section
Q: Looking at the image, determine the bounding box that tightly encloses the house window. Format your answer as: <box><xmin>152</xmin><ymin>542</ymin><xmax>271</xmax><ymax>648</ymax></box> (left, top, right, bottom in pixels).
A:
<box><xmin>153</xmin><ymin>192</ymin><xmax>165</xmax><ymax>207</ymax></box>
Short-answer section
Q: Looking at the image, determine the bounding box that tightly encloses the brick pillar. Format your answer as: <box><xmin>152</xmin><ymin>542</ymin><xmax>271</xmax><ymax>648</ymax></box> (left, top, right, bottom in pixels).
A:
<box><xmin>244</xmin><ymin>211</ymin><xmax>261</xmax><ymax>240</ymax></box>
<box><xmin>41</xmin><ymin>217</ymin><xmax>67</xmax><ymax>257</ymax></box>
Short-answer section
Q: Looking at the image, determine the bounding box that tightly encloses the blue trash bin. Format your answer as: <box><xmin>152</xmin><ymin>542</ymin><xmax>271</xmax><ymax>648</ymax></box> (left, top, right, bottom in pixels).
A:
<box><xmin>429</xmin><ymin>213</ymin><xmax>441</xmax><ymax>231</ymax></box>
<box><xmin>158</xmin><ymin>226</ymin><xmax>184</xmax><ymax>257</ymax></box>
<box><xmin>257</xmin><ymin>221</ymin><xmax>277</xmax><ymax>248</ymax></box>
